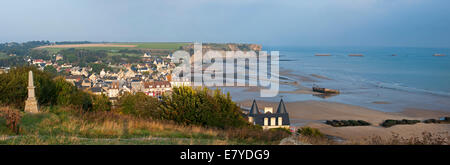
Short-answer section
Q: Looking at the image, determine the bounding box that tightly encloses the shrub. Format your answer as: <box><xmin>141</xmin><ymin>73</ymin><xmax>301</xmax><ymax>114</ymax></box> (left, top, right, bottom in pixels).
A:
<box><xmin>118</xmin><ymin>92</ymin><xmax>161</xmax><ymax>118</ymax></box>
<box><xmin>159</xmin><ymin>86</ymin><xmax>248</xmax><ymax>129</ymax></box>
<box><xmin>220</xmin><ymin>126</ymin><xmax>291</xmax><ymax>144</ymax></box>
<box><xmin>296</xmin><ymin>127</ymin><xmax>324</xmax><ymax>137</ymax></box>
<box><xmin>91</xmin><ymin>94</ymin><xmax>111</xmax><ymax>112</ymax></box>
<box><xmin>0</xmin><ymin>107</ymin><xmax>22</xmax><ymax>134</ymax></box>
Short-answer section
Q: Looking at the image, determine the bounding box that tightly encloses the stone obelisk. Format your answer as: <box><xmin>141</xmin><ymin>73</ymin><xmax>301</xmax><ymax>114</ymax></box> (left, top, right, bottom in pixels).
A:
<box><xmin>24</xmin><ymin>71</ymin><xmax>39</xmax><ymax>113</ymax></box>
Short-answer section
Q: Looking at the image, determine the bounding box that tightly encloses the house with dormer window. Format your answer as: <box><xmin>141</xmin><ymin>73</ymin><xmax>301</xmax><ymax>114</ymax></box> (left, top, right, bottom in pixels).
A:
<box><xmin>247</xmin><ymin>99</ymin><xmax>290</xmax><ymax>130</ymax></box>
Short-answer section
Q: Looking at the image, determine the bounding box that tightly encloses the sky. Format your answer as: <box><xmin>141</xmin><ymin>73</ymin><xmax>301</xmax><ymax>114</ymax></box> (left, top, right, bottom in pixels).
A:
<box><xmin>0</xmin><ymin>0</ymin><xmax>449</xmax><ymax>47</ymax></box>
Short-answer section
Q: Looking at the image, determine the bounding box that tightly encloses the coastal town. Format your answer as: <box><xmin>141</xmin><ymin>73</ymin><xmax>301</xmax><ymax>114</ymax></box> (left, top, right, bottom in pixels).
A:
<box><xmin>2</xmin><ymin>52</ymin><xmax>191</xmax><ymax>105</ymax></box>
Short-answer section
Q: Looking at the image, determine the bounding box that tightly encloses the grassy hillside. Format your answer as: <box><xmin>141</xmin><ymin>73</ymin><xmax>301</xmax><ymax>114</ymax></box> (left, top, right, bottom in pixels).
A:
<box><xmin>38</xmin><ymin>42</ymin><xmax>191</xmax><ymax>58</ymax></box>
<box><xmin>0</xmin><ymin>52</ymin><xmax>9</xmax><ymax>60</ymax></box>
<box><xmin>0</xmin><ymin>106</ymin><xmax>290</xmax><ymax>145</ymax></box>
<box><xmin>118</xmin><ymin>42</ymin><xmax>190</xmax><ymax>50</ymax></box>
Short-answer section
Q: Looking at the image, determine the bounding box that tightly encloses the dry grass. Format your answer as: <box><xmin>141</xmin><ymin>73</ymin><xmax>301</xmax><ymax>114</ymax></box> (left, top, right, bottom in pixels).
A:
<box><xmin>1</xmin><ymin>106</ymin><xmax>289</xmax><ymax>144</ymax></box>
<box><xmin>293</xmin><ymin>135</ymin><xmax>336</xmax><ymax>145</ymax></box>
<box><xmin>0</xmin><ymin>107</ymin><xmax>22</xmax><ymax>134</ymax></box>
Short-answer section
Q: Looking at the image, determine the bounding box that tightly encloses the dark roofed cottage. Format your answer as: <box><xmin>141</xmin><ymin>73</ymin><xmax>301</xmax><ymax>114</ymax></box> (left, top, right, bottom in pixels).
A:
<box><xmin>248</xmin><ymin>99</ymin><xmax>290</xmax><ymax>130</ymax></box>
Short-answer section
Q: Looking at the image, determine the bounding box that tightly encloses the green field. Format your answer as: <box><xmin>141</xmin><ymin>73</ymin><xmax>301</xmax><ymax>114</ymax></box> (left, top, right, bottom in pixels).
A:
<box><xmin>40</xmin><ymin>42</ymin><xmax>191</xmax><ymax>51</ymax></box>
<box><xmin>118</xmin><ymin>42</ymin><xmax>191</xmax><ymax>50</ymax></box>
<box><xmin>38</xmin><ymin>42</ymin><xmax>191</xmax><ymax>58</ymax></box>
<box><xmin>0</xmin><ymin>52</ymin><xmax>6</xmax><ymax>59</ymax></box>
<box><xmin>0</xmin><ymin>52</ymin><xmax>11</xmax><ymax>60</ymax></box>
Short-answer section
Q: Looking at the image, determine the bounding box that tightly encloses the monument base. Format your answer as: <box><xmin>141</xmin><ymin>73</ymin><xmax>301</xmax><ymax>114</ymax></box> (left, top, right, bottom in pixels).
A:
<box><xmin>24</xmin><ymin>98</ymin><xmax>39</xmax><ymax>113</ymax></box>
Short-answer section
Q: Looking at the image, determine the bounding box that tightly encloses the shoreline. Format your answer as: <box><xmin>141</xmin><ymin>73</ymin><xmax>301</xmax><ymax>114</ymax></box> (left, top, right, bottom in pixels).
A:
<box><xmin>238</xmin><ymin>99</ymin><xmax>450</xmax><ymax>142</ymax></box>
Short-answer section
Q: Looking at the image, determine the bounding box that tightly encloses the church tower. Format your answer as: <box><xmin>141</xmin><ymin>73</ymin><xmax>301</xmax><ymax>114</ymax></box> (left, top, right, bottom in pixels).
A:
<box><xmin>24</xmin><ymin>71</ymin><xmax>39</xmax><ymax>113</ymax></box>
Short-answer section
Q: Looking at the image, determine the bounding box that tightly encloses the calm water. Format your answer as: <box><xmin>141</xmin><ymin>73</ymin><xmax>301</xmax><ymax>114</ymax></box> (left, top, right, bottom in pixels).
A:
<box><xmin>221</xmin><ymin>46</ymin><xmax>450</xmax><ymax>112</ymax></box>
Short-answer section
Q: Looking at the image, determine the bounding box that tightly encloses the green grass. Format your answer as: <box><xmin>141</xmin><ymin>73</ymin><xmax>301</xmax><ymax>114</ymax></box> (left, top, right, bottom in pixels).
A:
<box><xmin>107</xmin><ymin>52</ymin><xmax>141</xmax><ymax>57</ymax></box>
<box><xmin>42</xmin><ymin>47</ymin><xmax>132</xmax><ymax>53</ymax></box>
<box><xmin>0</xmin><ymin>52</ymin><xmax>10</xmax><ymax>59</ymax></box>
<box><xmin>40</xmin><ymin>42</ymin><xmax>191</xmax><ymax>53</ymax></box>
<box><xmin>118</xmin><ymin>42</ymin><xmax>190</xmax><ymax>50</ymax></box>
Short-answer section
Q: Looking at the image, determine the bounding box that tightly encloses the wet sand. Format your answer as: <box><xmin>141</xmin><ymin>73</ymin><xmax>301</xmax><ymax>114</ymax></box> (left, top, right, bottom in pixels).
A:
<box><xmin>238</xmin><ymin>100</ymin><xmax>450</xmax><ymax>141</ymax></box>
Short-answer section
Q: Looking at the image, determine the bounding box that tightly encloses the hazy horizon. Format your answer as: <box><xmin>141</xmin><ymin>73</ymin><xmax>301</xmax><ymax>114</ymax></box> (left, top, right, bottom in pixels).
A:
<box><xmin>1</xmin><ymin>0</ymin><xmax>449</xmax><ymax>48</ymax></box>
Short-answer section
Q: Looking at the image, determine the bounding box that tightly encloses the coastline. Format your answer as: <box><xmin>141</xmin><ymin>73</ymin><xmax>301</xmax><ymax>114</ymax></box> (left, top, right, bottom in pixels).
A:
<box><xmin>238</xmin><ymin>99</ymin><xmax>450</xmax><ymax>142</ymax></box>
<box><xmin>233</xmin><ymin>68</ymin><xmax>450</xmax><ymax>142</ymax></box>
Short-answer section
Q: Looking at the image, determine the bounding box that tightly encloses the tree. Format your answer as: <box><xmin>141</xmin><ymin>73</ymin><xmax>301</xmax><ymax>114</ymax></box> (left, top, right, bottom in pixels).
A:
<box><xmin>0</xmin><ymin>66</ymin><xmax>95</xmax><ymax>111</ymax></box>
<box><xmin>118</xmin><ymin>92</ymin><xmax>161</xmax><ymax>118</ymax></box>
<box><xmin>0</xmin><ymin>66</ymin><xmax>57</xmax><ymax>109</ymax></box>
<box><xmin>88</xmin><ymin>63</ymin><xmax>111</xmax><ymax>74</ymax></box>
<box><xmin>92</xmin><ymin>94</ymin><xmax>112</xmax><ymax>112</ymax></box>
<box><xmin>44</xmin><ymin>65</ymin><xmax>57</xmax><ymax>75</ymax></box>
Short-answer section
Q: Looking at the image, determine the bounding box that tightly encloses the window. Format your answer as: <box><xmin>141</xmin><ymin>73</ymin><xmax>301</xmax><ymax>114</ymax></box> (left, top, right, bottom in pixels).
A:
<box><xmin>278</xmin><ymin>117</ymin><xmax>283</xmax><ymax>126</ymax></box>
<box><xmin>271</xmin><ymin>117</ymin><xmax>276</xmax><ymax>126</ymax></box>
<box><xmin>264</xmin><ymin>118</ymin><xmax>268</xmax><ymax>126</ymax></box>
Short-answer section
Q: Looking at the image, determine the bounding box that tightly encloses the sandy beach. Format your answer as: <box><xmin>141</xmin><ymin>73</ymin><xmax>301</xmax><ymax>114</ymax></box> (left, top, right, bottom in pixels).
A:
<box><xmin>238</xmin><ymin>100</ymin><xmax>450</xmax><ymax>142</ymax></box>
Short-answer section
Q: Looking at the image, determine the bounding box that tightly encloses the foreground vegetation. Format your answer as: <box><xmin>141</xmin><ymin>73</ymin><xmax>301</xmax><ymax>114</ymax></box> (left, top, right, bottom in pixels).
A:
<box><xmin>0</xmin><ymin>106</ymin><xmax>291</xmax><ymax>145</ymax></box>
<box><xmin>0</xmin><ymin>67</ymin><xmax>290</xmax><ymax>144</ymax></box>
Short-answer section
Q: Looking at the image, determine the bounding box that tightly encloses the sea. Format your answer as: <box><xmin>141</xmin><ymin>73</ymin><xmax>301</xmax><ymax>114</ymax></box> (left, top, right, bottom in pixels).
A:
<box><xmin>216</xmin><ymin>46</ymin><xmax>450</xmax><ymax>112</ymax></box>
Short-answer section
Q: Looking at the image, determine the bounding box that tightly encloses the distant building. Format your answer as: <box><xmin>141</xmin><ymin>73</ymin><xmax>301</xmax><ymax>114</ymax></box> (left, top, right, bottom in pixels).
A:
<box><xmin>65</xmin><ymin>75</ymin><xmax>83</xmax><ymax>85</ymax></box>
<box><xmin>142</xmin><ymin>53</ymin><xmax>151</xmax><ymax>59</ymax></box>
<box><xmin>32</xmin><ymin>59</ymin><xmax>45</xmax><ymax>65</ymax></box>
<box><xmin>81</xmin><ymin>79</ymin><xmax>92</xmax><ymax>88</ymax></box>
<box><xmin>142</xmin><ymin>81</ymin><xmax>172</xmax><ymax>97</ymax></box>
<box><xmin>55</xmin><ymin>54</ymin><xmax>63</xmax><ymax>61</ymax></box>
<box><xmin>90</xmin><ymin>87</ymin><xmax>106</xmax><ymax>95</ymax></box>
<box><xmin>170</xmin><ymin>77</ymin><xmax>191</xmax><ymax>87</ymax></box>
<box><xmin>247</xmin><ymin>99</ymin><xmax>290</xmax><ymax>130</ymax></box>
<box><xmin>108</xmin><ymin>81</ymin><xmax>120</xmax><ymax>98</ymax></box>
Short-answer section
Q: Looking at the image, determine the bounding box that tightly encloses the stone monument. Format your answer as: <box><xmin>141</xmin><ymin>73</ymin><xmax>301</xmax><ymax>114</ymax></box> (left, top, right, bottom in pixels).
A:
<box><xmin>24</xmin><ymin>71</ymin><xmax>39</xmax><ymax>113</ymax></box>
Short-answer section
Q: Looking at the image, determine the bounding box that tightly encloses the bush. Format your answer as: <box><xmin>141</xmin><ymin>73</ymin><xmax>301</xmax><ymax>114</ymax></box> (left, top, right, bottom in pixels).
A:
<box><xmin>118</xmin><ymin>92</ymin><xmax>161</xmax><ymax>118</ymax></box>
<box><xmin>220</xmin><ymin>126</ymin><xmax>291</xmax><ymax>144</ymax></box>
<box><xmin>92</xmin><ymin>94</ymin><xmax>111</xmax><ymax>112</ymax></box>
<box><xmin>270</xmin><ymin>127</ymin><xmax>292</xmax><ymax>135</ymax></box>
<box><xmin>296</xmin><ymin>127</ymin><xmax>324</xmax><ymax>137</ymax></box>
<box><xmin>159</xmin><ymin>86</ymin><xmax>248</xmax><ymax>129</ymax></box>
<box><xmin>0</xmin><ymin>107</ymin><xmax>22</xmax><ymax>134</ymax></box>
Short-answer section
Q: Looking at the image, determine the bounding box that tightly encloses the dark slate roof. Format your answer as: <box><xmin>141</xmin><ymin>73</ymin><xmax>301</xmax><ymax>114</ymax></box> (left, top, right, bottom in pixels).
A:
<box><xmin>247</xmin><ymin>99</ymin><xmax>290</xmax><ymax>126</ymax></box>
<box><xmin>249</xmin><ymin>100</ymin><xmax>260</xmax><ymax>115</ymax></box>
<box><xmin>276</xmin><ymin>98</ymin><xmax>288</xmax><ymax>114</ymax></box>
<box><xmin>90</xmin><ymin>87</ymin><xmax>104</xmax><ymax>93</ymax></box>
